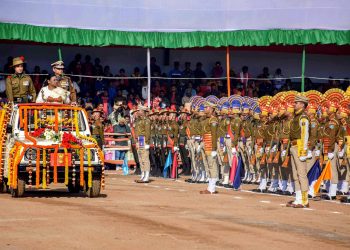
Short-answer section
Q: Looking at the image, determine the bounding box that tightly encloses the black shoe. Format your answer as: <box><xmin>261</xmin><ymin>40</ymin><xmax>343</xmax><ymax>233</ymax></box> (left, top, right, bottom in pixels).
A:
<box><xmin>340</xmin><ymin>197</ymin><xmax>350</xmax><ymax>203</ymax></box>
<box><xmin>216</xmin><ymin>182</ymin><xmax>224</xmax><ymax>187</ymax></box>
<box><xmin>336</xmin><ymin>191</ymin><xmax>347</xmax><ymax>196</ymax></box>
<box><xmin>282</xmin><ymin>191</ymin><xmax>293</xmax><ymax>196</ymax></box>
<box><xmin>267</xmin><ymin>190</ymin><xmax>277</xmax><ymax>194</ymax></box>
<box><xmin>185</xmin><ymin>179</ymin><xmax>193</xmax><ymax>183</ymax></box>
<box><xmin>223</xmin><ymin>184</ymin><xmax>232</xmax><ymax>188</ymax></box>
<box><xmin>252</xmin><ymin>188</ymin><xmax>266</xmax><ymax>193</ymax></box>
<box><xmin>321</xmin><ymin>195</ymin><xmax>336</xmax><ymax>200</ymax></box>
<box><xmin>275</xmin><ymin>190</ymin><xmax>284</xmax><ymax>195</ymax></box>
<box><xmin>308</xmin><ymin>194</ymin><xmax>314</xmax><ymax>199</ymax></box>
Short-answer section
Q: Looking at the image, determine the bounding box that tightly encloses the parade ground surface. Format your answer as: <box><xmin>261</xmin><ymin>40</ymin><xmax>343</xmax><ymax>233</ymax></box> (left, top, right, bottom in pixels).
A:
<box><xmin>1</xmin><ymin>171</ymin><xmax>349</xmax><ymax>250</ymax></box>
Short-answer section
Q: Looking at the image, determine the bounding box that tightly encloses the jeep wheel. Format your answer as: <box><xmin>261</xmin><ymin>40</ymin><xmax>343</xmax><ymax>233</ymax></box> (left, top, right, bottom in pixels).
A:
<box><xmin>11</xmin><ymin>178</ymin><xmax>25</xmax><ymax>198</ymax></box>
<box><xmin>0</xmin><ymin>180</ymin><xmax>8</xmax><ymax>193</ymax></box>
<box><xmin>68</xmin><ymin>182</ymin><xmax>81</xmax><ymax>193</ymax></box>
<box><xmin>86</xmin><ymin>178</ymin><xmax>101</xmax><ymax>198</ymax></box>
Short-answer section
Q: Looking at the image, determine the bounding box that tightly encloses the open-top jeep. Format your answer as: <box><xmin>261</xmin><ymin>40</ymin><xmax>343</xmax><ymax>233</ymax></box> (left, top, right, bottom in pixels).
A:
<box><xmin>0</xmin><ymin>103</ymin><xmax>104</xmax><ymax>197</ymax></box>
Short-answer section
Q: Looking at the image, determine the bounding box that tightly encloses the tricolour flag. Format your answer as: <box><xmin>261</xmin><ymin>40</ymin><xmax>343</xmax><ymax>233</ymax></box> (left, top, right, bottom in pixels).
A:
<box><xmin>314</xmin><ymin>160</ymin><xmax>332</xmax><ymax>194</ymax></box>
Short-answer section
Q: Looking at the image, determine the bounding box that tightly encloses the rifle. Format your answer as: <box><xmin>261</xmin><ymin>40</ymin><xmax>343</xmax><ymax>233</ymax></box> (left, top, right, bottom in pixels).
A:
<box><xmin>281</xmin><ymin>140</ymin><xmax>291</xmax><ymax>168</ymax></box>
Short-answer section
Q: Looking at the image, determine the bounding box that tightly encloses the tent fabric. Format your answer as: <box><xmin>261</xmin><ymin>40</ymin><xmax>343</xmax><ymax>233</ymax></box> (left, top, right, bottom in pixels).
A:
<box><xmin>1</xmin><ymin>23</ymin><xmax>349</xmax><ymax>48</ymax></box>
<box><xmin>0</xmin><ymin>0</ymin><xmax>350</xmax><ymax>48</ymax></box>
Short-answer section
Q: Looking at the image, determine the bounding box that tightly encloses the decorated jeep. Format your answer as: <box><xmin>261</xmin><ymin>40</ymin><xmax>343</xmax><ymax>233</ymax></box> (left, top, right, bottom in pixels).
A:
<box><xmin>0</xmin><ymin>103</ymin><xmax>104</xmax><ymax>197</ymax></box>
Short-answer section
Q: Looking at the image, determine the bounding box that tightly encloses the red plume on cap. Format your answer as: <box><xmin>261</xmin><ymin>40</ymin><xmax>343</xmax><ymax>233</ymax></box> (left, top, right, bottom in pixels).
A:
<box><xmin>170</xmin><ymin>104</ymin><xmax>176</xmax><ymax>111</ymax></box>
<box><xmin>19</xmin><ymin>56</ymin><xmax>25</xmax><ymax>61</ymax></box>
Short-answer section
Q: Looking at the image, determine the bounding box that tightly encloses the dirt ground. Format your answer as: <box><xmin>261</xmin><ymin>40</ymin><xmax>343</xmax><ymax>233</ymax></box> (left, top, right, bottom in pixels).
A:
<box><xmin>0</xmin><ymin>171</ymin><xmax>349</xmax><ymax>250</ymax></box>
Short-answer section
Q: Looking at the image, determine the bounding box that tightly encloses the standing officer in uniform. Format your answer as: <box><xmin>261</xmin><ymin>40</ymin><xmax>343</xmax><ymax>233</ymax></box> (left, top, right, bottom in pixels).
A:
<box><xmin>6</xmin><ymin>56</ymin><xmax>36</xmax><ymax>103</ymax></box>
<box><xmin>286</xmin><ymin>94</ymin><xmax>310</xmax><ymax>208</ymax></box>
<box><xmin>91</xmin><ymin>109</ymin><xmax>105</xmax><ymax>148</ymax></box>
<box><xmin>216</xmin><ymin>102</ymin><xmax>230</xmax><ymax>187</ymax></box>
<box><xmin>178</xmin><ymin>107</ymin><xmax>191</xmax><ymax>175</ymax></box>
<box><xmin>134</xmin><ymin>106</ymin><xmax>151</xmax><ymax>183</ymax></box>
<box><xmin>321</xmin><ymin>101</ymin><xmax>340</xmax><ymax>200</ymax></box>
<box><xmin>51</xmin><ymin>61</ymin><xmax>77</xmax><ymax>104</ymax></box>
<box><xmin>199</xmin><ymin>101</ymin><xmax>219</xmax><ymax>194</ymax></box>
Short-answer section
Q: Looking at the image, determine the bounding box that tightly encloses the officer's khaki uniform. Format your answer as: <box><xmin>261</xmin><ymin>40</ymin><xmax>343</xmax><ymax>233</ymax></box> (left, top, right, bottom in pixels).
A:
<box><xmin>6</xmin><ymin>74</ymin><xmax>36</xmax><ymax>102</ymax></box>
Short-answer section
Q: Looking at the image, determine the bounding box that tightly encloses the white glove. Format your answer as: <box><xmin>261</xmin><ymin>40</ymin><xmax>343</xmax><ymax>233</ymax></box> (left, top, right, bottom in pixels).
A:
<box><xmin>232</xmin><ymin>147</ymin><xmax>237</xmax><ymax>154</ymax></box>
<box><xmin>144</xmin><ymin>144</ymin><xmax>150</xmax><ymax>150</ymax></box>
<box><xmin>271</xmin><ymin>145</ymin><xmax>277</xmax><ymax>153</ymax></box>
<box><xmin>173</xmin><ymin>146</ymin><xmax>179</xmax><ymax>152</ymax></box>
<box><xmin>211</xmin><ymin>151</ymin><xmax>217</xmax><ymax>157</ymax></box>
<box><xmin>185</xmin><ymin>145</ymin><xmax>189</xmax><ymax>150</ymax></box>
<box><xmin>247</xmin><ymin>147</ymin><xmax>252</xmax><ymax>155</ymax></box>
<box><xmin>196</xmin><ymin>145</ymin><xmax>202</xmax><ymax>153</ymax></box>
<box><xmin>307</xmin><ymin>150</ymin><xmax>313</xmax><ymax>159</ymax></box>
<box><xmin>281</xmin><ymin>150</ymin><xmax>286</xmax><ymax>157</ymax></box>
<box><xmin>315</xmin><ymin>150</ymin><xmax>321</xmax><ymax>157</ymax></box>
<box><xmin>299</xmin><ymin>156</ymin><xmax>307</xmax><ymax>162</ymax></box>
<box><xmin>338</xmin><ymin>148</ymin><xmax>345</xmax><ymax>158</ymax></box>
<box><xmin>328</xmin><ymin>152</ymin><xmax>334</xmax><ymax>160</ymax></box>
<box><xmin>259</xmin><ymin>148</ymin><xmax>264</xmax><ymax>154</ymax></box>
<box><xmin>223</xmin><ymin>146</ymin><xmax>226</xmax><ymax>153</ymax></box>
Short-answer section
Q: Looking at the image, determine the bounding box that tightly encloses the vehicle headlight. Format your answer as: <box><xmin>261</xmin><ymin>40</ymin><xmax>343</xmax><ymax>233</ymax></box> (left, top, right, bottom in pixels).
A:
<box><xmin>24</xmin><ymin>148</ymin><xmax>37</xmax><ymax>161</ymax></box>
<box><xmin>83</xmin><ymin>149</ymin><xmax>95</xmax><ymax>161</ymax></box>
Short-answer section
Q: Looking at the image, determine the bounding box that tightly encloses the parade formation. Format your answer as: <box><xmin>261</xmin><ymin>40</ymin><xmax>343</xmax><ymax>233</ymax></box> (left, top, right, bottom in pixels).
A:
<box><xmin>131</xmin><ymin>87</ymin><xmax>350</xmax><ymax>208</ymax></box>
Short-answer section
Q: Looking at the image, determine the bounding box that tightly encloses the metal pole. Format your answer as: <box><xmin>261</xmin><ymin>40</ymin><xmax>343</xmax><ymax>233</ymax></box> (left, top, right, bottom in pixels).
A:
<box><xmin>58</xmin><ymin>47</ymin><xmax>62</xmax><ymax>61</ymax></box>
<box><xmin>226</xmin><ymin>47</ymin><xmax>231</xmax><ymax>97</ymax></box>
<box><xmin>147</xmin><ymin>48</ymin><xmax>151</xmax><ymax>108</ymax></box>
<box><xmin>301</xmin><ymin>46</ymin><xmax>306</xmax><ymax>92</ymax></box>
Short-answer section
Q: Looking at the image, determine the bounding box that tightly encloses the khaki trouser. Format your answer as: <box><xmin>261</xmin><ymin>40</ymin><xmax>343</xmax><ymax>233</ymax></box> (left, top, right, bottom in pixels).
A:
<box><xmin>217</xmin><ymin>139</ymin><xmax>230</xmax><ymax>178</ymax></box>
<box><xmin>201</xmin><ymin>142</ymin><xmax>209</xmax><ymax>174</ymax></box>
<box><xmin>338</xmin><ymin>147</ymin><xmax>349</xmax><ymax>182</ymax></box>
<box><xmin>137</xmin><ymin>148</ymin><xmax>150</xmax><ymax>172</ymax></box>
<box><xmin>238</xmin><ymin>140</ymin><xmax>250</xmax><ymax>173</ymax></box>
<box><xmin>205</xmin><ymin>152</ymin><xmax>218</xmax><ymax>178</ymax></box>
<box><xmin>290</xmin><ymin>145</ymin><xmax>308</xmax><ymax>192</ymax></box>
<box><xmin>187</xmin><ymin>139</ymin><xmax>197</xmax><ymax>174</ymax></box>
<box><xmin>279</xmin><ymin>145</ymin><xmax>293</xmax><ymax>182</ymax></box>
<box><xmin>329</xmin><ymin>144</ymin><xmax>339</xmax><ymax>184</ymax></box>
<box><xmin>225</xmin><ymin>138</ymin><xmax>233</xmax><ymax>165</ymax></box>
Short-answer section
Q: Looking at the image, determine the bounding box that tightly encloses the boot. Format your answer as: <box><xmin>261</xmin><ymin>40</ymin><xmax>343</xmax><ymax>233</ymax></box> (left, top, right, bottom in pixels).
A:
<box><xmin>286</xmin><ymin>190</ymin><xmax>301</xmax><ymax>207</ymax></box>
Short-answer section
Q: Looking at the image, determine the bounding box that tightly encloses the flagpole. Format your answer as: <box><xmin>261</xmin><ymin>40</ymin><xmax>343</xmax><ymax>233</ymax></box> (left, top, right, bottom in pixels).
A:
<box><xmin>58</xmin><ymin>47</ymin><xmax>62</xmax><ymax>61</ymax></box>
<box><xmin>147</xmin><ymin>48</ymin><xmax>151</xmax><ymax>108</ymax></box>
<box><xmin>301</xmin><ymin>46</ymin><xmax>306</xmax><ymax>92</ymax></box>
<box><xmin>226</xmin><ymin>47</ymin><xmax>231</xmax><ymax>97</ymax></box>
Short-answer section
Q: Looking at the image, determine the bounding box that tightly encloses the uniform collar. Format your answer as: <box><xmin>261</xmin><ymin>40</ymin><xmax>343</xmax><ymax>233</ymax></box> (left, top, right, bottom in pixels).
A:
<box><xmin>13</xmin><ymin>73</ymin><xmax>23</xmax><ymax>78</ymax></box>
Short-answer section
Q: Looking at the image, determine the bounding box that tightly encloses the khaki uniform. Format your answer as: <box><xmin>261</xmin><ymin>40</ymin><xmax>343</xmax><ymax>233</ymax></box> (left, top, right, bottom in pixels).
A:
<box><xmin>306</xmin><ymin>117</ymin><xmax>320</xmax><ymax>171</ymax></box>
<box><xmin>278</xmin><ymin>116</ymin><xmax>294</xmax><ymax>192</ymax></box>
<box><xmin>134</xmin><ymin>117</ymin><xmax>151</xmax><ymax>173</ymax></box>
<box><xmin>289</xmin><ymin>110</ymin><xmax>309</xmax><ymax>193</ymax></box>
<box><xmin>6</xmin><ymin>74</ymin><xmax>36</xmax><ymax>102</ymax></box>
<box><xmin>217</xmin><ymin>116</ymin><xmax>229</xmax><ymax>180</ymax></box>
<box><xmin>337</xmin><ymin>119</ymin><xmax>350</xmax><ymax>192</ymax></box>
<box><xmin>178</xmin><ymin>118</ymin><xmax>191</xmax><ymax>175</ymax></box>
<box><xmin>91</xmin><ymin>120</ymin><xmax>104</xmax><ymax>148</ymax></box>
<box><xmin>322</xmin><ymin>116</ymin><xmax>340</xmax><ymax>184</ymax></box>
<box><xmin>187</xmin><ymin>115</ymin><xmax>202</xmax><ymax>180</ymax></box>
<box><xmin>201</xmin><ymin>115</ymin><xmax>218</xmax><ymax>179</ymax></box>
